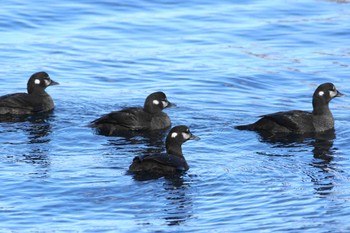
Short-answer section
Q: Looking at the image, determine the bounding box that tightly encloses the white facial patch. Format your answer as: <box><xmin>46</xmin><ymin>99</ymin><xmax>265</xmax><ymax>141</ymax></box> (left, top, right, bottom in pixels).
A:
<box><xmin>162</xmin><ymin>101</ymin><xmax>168</xmax><ymax>107</ymax></box>
<box><xmin>171</xmin><ymin>132</ymin><xmax>178</xmax><ymax>138</ymax></box>
<box><xmin>153</xmin><ymin>100</ymin><xmax>160</xmax><ymax>105</ymax></box>
<box><xmin>182</xmin><ymin>132</ymin><xmax>191</xmax><ymax>140</ymax></box>
<box><xmin>44</xmin><ymin>79</ymin><xmax>51</xmax><ymax>86</ymax></box>
<box><xmin>34</xmin><ymin>79</ymin><xmax>41</xmax><ymax>85</ymax></box>
<box><xmin>329</xmin><ymin>90</ymin><xmax>337</xmax><ymax>98</ymax></box>
<box><xmin>318</xmin><ymin>91</ymin><xmax>324</xmax><ymax>96</ymax></box>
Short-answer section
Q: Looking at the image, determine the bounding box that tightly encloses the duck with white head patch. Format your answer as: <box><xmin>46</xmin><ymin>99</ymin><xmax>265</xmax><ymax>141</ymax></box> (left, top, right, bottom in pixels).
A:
<box><xmin>0</xmin><ymin>71</ymin><xmax>59</xmax><ymax>115</ymax></box>
<box><xmin>129</xmin><ymin>125</ymin><xmax>200</xmax><ymax>175</ymax></box>
<box><xmin>90</xmin><ymin>91</ymin><xmax>174</xmax><ymax>135</ymax></box>
<box><xmin>235</xmin><ymin>83</ymin><xmax>344</xmax><ymax>134</ymax></box>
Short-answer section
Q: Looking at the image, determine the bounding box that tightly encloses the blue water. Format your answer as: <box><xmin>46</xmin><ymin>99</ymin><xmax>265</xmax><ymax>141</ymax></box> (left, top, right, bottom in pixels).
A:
<box><xmin>1</xmin><ymin>0</ymin><xmax>350</xmax><ymax>232</ymax></box>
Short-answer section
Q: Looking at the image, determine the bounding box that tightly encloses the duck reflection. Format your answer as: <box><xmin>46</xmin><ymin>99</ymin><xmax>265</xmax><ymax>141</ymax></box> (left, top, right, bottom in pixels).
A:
<box><xmin>162</xmin><ymin>176</ymin><xmax>193</xmax><ymax>226</ymax></box>
<box><xmin>22</xmin><ymin>121</ymin><xmax>52</xmax><ymax>169</ymax></box>
<box><xmin>0</xmin><ymin>112</ymin><xmax>53</xmax><ymax>169</ymax></box>
<box><xmin>132</xmin><ymin>174</ymin><xmax>193</xmax><ymax>226</ymax></box>
<box><xmin>256</xmin><ymin>130</ymin><xmax>336</xmax><ymax>196</ymax></box>
<box><xmin>311</xmin><ymin>130</ymin><xmax>335</xmax><ymax>161</ymax></box>
<box><xmin>310</xmin><ymin>130</ymin><xmax>336</xmax><ymax>197</ymax></box>
<box><xmin>23</xmin><ymin>112</ymin><xmax>53</xmax><ymax>144</ymax></box>
<box><xmin>26</xmin><ymin>119</ymin><xmax>52</xmax><ymax>144</ymax></box>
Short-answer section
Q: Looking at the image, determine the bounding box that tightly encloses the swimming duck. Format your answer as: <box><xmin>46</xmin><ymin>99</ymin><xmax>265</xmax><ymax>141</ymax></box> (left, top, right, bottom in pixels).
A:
<box><xmin>90</xmin><ymin>91</ymin><xmax>173</xmax><ymax>135</ymax></box>
<box><xmin>235</xmin><ymin>83</ymin><xmax>343</xmax><ymax>134</ymax></box>
<box><xmin>0</xmin><ymin>71</ymin><xmax>58</xmax><ymax>115</ymax></box>
<box><xmin>129</xmin><ymin>125</ymin><xmax>200</xmax><ymax>174</ymax></box>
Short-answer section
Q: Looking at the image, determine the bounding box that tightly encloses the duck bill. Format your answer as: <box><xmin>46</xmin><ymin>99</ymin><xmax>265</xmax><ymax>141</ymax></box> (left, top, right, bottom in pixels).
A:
<box><xmin>163</xmin><ymin>101</ymin><xmax>176</xmax><ymax>108</ymax></box>
<box><xmin>336</xmin><ymin>91</ymin><xmax>344</xmax><ymax>97</ymax></box>
<box><xmin>189</xmin><ymin>134</ymin><xmax>200</xmax><ymax>141</ymax></box>
<box><xmin>50</xmin><ymin>79</ymin><xmax>59</xmax><ymax>86</ymax></box>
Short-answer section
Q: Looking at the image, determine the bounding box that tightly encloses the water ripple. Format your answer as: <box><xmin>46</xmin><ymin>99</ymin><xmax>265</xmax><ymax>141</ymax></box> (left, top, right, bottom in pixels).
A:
<box><xmin>1</xmin><ymin>0</ymin><xmax>350</xmax><ymax>232</ymax></box>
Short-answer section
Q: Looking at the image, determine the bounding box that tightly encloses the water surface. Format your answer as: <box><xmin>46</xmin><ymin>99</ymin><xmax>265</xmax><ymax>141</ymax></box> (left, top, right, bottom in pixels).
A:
<box><xmin>1</xmin><ymin>0</ymin><xmax>350</xmax><ymax>232</ymax></box>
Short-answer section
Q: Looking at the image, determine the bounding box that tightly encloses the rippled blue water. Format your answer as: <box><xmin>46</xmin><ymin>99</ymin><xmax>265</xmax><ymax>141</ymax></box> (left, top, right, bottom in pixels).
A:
<box><xmin>1</xmin><ymin>0</ymin><xmax>350</xmax><ymax>232</ymax></box>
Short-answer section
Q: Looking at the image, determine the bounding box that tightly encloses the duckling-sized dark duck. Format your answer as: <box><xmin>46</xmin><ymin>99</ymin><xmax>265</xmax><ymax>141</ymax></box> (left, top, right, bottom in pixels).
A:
<box><xmin>0</xmin><ymin>71</ymin><xmax>58</xmax><ymax>115</ymax></box>
<box><xmin>235</xmin><ymin>83</ymin><xmax>343</xmax><ymax>134</ymax></box>
<box><xmin>90</xmin><ymin>92</ymin><xmax>173</xmax><ymax>135</ymax></box>
<box><xmin>129</xmin><ymin>125</ymin><xmax>200</xmax><ymax>175</ymax></box>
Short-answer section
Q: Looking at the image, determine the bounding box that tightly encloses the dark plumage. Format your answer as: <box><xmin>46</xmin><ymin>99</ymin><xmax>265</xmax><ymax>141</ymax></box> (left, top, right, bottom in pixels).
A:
<box><xmin>235</xmin><ymin>83</ymin><xmax>344</xmax><ymax>134</ymax></box>
<box><xmin>0</xmin><ymin>72</ymin><xmax>58</xmax><ymax>115</ymax></box>
<box><xmin>129</xmin><ymin>125</ymin><xmax>200</xmax><ymax>175</ymax></box>
<box><xmin>90</xmin><ymin>92</ymin><xmax>173</xmax><ymax>135</ymax></box>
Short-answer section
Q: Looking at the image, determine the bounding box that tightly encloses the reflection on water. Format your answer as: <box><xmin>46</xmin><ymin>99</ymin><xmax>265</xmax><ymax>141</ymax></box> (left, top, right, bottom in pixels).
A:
<box><xmin>256</xmin><ymin>130</ymin><xmax>337</xmax><ymax>197</ymax></box>
<box><xmin>0</xmin><ymin>112</ymin><xmax>54</xmax><ymax>173</ymax></box>
<box><xmin>1</xmin><ymin>0</ymin><xmax>350</xmax><ymax>231</ymax></box>
<box><xmin>132</xmin><ymin>175</ymin><xmax>193</xmax><ymax>227</ymax></box>
<box><xmin>310</xmin><ymin>131</ymin><xmax>336</xmax><ymax>197</ymax></box>
<box><xmin>311</xmin><ymin>130</ymin><xmax>335</xmax><ymax>161</ymax></box>
<box><xmin>25</xmin><ymin>121</ymin><xmax>52</xmax><ymax>144</ymax></box>
<box><xmin>162</xmin><ymin>177</ymin><xmax>193</xmax><ymax>226</ymax></box>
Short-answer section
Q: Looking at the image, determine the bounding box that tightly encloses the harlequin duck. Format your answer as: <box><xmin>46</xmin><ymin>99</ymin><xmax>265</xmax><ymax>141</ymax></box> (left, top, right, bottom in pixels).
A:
<box><xmin>129</xmin><ymin>125</ymin><xmax>200</xmax><ymax>174</ymax></box>
<box><xmin>235</xmin><ymin>83</ymin><xmax>344</xmax><ymax>134</ymax></box>
<box><xmin>90</xmin><ymin>91</ymin><xmax>173</xmax><ymax>135</ymax></box>
<box><xmin>0</xmin><ymin>71</ymin><xmax>58</xmax><ymax>115</ymax></box>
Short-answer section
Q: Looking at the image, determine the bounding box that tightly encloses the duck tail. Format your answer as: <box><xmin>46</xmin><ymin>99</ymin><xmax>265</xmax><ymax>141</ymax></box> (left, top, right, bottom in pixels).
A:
<box><xmin>234</xmin><ymin>124</ymin><xmax>255</xmax><ymax>131</ymax></box>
